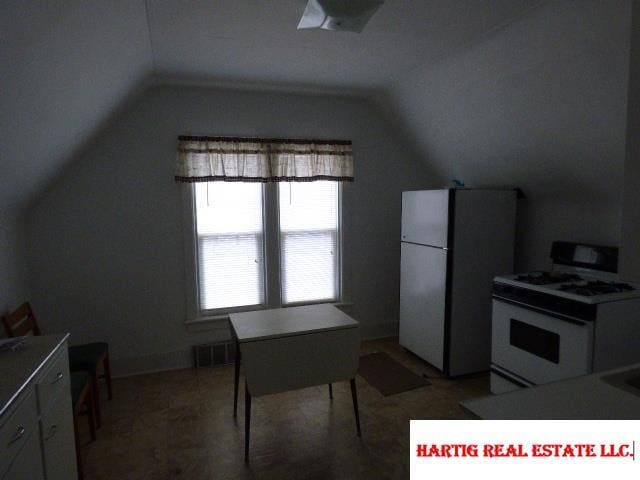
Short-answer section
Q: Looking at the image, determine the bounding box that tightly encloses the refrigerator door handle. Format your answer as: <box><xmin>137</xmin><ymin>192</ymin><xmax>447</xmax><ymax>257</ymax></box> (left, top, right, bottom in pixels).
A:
<box><xmin>401</xmin><ymin>240</ymin><xmax>448</xmax><ymax>250</ymax></box>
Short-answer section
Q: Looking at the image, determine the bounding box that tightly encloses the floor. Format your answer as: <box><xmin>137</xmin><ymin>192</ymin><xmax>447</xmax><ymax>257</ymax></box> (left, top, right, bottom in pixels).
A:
<box><xmin>81</xmin><ymin>337</ymin><xmax>489</xmax><ymax>479</ymax></box>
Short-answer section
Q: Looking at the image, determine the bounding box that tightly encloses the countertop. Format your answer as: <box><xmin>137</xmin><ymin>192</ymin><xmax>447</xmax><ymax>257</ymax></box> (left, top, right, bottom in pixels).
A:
<box><xmin>230</xmin><ymin>304</ymin><xmax>358</xmax><ymax>343</ymax></box>
<box><xmin>460</xmin><ymin>363</ymin><xmax>640</xmax><ymax>419</ymax></box>
<box><xmin>0</xmin><ymin>334</ymin><xmax>69</xmax><ymax>421</ymax></box>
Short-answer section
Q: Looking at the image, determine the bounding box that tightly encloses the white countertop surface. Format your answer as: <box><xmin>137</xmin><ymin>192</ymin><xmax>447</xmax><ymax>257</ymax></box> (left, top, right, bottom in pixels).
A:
<box><xmin>0</xmin><ymin>334</ymin><xmax>69</xmax><ymax>421</ymax></box>
<box><xmin>461</xmin><ymin>363</ymin><xmax>640</xmax><ymax>419</ymax></box>
<box><xmin>230</xmin><ymin>304</ymin><xmax>358</xmax><ymax>343</ymax></box>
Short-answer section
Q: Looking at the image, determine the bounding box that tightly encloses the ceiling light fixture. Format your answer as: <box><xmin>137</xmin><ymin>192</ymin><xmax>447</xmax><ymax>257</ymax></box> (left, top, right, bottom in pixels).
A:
<box><xmin>297</xmin><ymin>0</ymin><xmax>385</xmax><ymax>33</ymax></box>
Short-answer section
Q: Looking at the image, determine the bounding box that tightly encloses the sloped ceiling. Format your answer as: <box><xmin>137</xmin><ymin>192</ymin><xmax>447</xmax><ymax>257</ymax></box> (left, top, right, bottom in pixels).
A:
<box><xmin>0</xmin><ymin>0</ymin><xmax>153</xmax><ymax>211</ymax></box>
<box><xmin>146</xmin><ymin>0</ymin><xmax>539</xmax><ymax>89</ymax></box>
<box><xmin>0</xmin><ymin>0</ymin><xmax>540</xmax><ymax>212</ymax></box>
<box><xmin>384</xmin><ymin>0</ymin><xmax>631</xmax><ymax>270</ymax></box>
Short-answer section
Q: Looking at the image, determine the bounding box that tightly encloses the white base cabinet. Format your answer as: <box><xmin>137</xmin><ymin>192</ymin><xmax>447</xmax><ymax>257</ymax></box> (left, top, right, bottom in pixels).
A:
<box><xmin>0</xmin><ymin>335</ymin><xmax>77</xmax><ymax>480</ymax></box>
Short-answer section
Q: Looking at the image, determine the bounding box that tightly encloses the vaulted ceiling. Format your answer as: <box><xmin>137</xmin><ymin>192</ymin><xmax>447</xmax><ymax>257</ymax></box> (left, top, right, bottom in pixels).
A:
<box><xmin>0</xmin><ymin>0</ymin><xmax>541</xmax><ymax>212</ymax></box>
<box><xmin>146</xmin><ymin>0</ymin><xmax>539</xmax><ymax>88</ymax></box>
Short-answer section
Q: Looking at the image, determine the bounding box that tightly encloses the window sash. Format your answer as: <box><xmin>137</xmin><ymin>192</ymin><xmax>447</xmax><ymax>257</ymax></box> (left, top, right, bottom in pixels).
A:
<box><xmin>197</xmin><ymin>232</ymin><xmax>266</xmax><ymax>311</ymax></box>
<box><xmin>278</xmin><ymin>181</ymin><xmax>340</xmax><ymax>305</ymax></box>
<box><xmin>193</xmin><ymin>183</ymin><xmax>266</xmax><ymax>314</ymax></box>
<box><xmin>280</xmin><ymin>229</ymin><xmax>339</xmax><ymax>305</ymax></box>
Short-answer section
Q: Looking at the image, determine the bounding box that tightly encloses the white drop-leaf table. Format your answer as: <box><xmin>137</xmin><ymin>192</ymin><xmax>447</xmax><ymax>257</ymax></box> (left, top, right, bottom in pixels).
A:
<box><xmin>229</xmin><ymin>304</ymin><xmax>361</xmax><ymax>459</ymax></box>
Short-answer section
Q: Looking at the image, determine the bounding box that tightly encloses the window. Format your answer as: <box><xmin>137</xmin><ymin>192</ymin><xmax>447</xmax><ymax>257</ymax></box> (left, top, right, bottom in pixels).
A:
<box><xmin>191</xmin><ymin>181</ymin><xmax>341</xmax><ymax>314</ymax></box>
<box><xmin>177</xmin><ymin>135</ymin><xmax>352</xmax><ymax>319</ymax></box>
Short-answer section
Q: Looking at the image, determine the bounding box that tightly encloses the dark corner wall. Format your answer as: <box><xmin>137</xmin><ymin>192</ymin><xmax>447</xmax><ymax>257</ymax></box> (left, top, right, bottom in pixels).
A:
<box><xmin>1</xmin><ymin>0</ymin><xmax>153</xmax><ymax>325</ymax></box>
<box><xmin>385</xmin><ymin>0</ymin><xmax>632</xmax><ymax>272</ymax></box>
<box><xmin>0</xmin><ymin>211</ymin><xmax>29</xmax><ymax>323</ymax></box>
<box><xmin>621</xmin><ymin>0</ymin><xmax>640</xmax><ymax>281</ymax></box>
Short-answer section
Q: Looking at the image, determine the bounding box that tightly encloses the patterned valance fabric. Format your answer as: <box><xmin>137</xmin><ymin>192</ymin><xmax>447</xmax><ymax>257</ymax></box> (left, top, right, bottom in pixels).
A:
<box><xmin>175</xmin><ymin>136</ymin><xmax>354</xmax><ymax>183</ymax></box>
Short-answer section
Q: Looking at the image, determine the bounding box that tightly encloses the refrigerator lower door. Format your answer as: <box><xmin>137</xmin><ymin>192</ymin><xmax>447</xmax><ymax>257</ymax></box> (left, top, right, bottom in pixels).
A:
<box><xmin>399</xmin><ymin>242</ymin><xmax>447</xmax><ymax>370</ymax></box>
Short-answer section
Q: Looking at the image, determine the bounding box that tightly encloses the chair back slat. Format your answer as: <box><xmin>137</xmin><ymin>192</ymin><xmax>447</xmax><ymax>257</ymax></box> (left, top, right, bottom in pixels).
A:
<box><xmin>1</xmin><ymin>302</ymin><xmax>41</xmax><ymax>337</ymax></box>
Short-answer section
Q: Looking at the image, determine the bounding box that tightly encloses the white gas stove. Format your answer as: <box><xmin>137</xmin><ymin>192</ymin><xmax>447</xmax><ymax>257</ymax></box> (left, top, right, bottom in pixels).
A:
<box><xmin>490</xmin><ymin>241</ymin><xmax>640</xmax><ymax>394</ymax></box>
<box><xmin>494</xmin><ymin>271</ymin><xmax>640</xmax><ymax>305</ymax></box>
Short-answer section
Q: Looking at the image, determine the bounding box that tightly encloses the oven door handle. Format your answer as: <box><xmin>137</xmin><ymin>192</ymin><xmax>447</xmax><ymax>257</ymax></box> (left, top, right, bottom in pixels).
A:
<box><xmin>490</xmin><ymin>366</ymin><xmax>535</xmax><ymax>388</ymax></box>
<box><xmin>493</xmin><ymin>295</ymin><xmax>588</xmax><ymax>326</ymax></box>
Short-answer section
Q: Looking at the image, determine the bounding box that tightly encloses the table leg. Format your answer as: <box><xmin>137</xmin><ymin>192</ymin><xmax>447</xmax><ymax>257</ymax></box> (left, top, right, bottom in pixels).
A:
<box><xmin>350</xmin><ymin>378</ymin><xmax>361</xmax><ymax>437</ymax></box>
<box><xmin>91</xmin><ymin>371</ymin><xmax>101</xmax><ymax>428</ymax></box>
<box><xmin>328</xmin><ymin>383</ymin><xmax>333</xmax><ymax>400</ymax></box>
<box><xmin>244</xmin><ymin>381</ymin><xmax>251</xmax><ymax>461</ymax></box>
<box><xmin>233</xmin><ymin>339</ymin><xmax>240</xmax><ymax>418</ymax></box>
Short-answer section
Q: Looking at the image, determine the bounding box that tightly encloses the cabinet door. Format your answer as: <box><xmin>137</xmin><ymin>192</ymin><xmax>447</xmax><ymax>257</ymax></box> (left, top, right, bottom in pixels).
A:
<box><xmin>3</xmin><ymin>430</ymin><xmax>44</xmax><ymax>480</ymax></box>
<box><xmin>0</xmin><ymin>389</ymin><xmax>38</xmax><ymax>477</ymax></box>
<box><xmin>40</xmin><ymin>394</ymin><xmax>77</xmax><ymax>480</ymax></box>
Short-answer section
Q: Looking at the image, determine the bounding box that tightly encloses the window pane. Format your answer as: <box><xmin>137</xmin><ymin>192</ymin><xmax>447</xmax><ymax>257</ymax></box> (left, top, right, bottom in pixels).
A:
<box><xmin>279</xmin><ymin>181</ymin><xmax>338</xmax><ymax>304</ymax></box>
<box><xmin>195</xmin><ymin>182</ymin><xmax>263</xmax><ymax>235</ymax></box>
<box><xmin>195</xmin><ymin>183</ymin><xmax>264</xmax><ymax>310</ymax></box>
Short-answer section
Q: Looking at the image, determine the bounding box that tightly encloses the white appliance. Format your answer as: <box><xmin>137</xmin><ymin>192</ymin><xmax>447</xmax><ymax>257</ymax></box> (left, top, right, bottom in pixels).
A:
<box><xmin>491</xmin><ymin>241</ymin><xmax>640</xmax><ymax>394</ymax></box>
<box><xmin>399</xmin><ymin>188</ymin><xmax>517</xmax><ymax>376</ymax></box>
<box><xmin>297</xmin><ymin>0</ymin><xmax>384</xmax><ymax>32</ymax></box>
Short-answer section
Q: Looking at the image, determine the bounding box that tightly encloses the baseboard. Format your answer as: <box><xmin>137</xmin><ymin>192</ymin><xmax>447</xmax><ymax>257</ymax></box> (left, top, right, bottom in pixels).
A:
<box><xmin>359</xmin><ymin>320</ymin><xmax>399</xmax><ymax>340</ymax></box>
<box><xmin>111</xmin><ymin>349</ymin><xmax>193</xmax><ymax>378</ymax></box>
<box><xmin>111</xmin><ymin>319</ymin><xmax>399</xmax><ymax>378</ymax></box>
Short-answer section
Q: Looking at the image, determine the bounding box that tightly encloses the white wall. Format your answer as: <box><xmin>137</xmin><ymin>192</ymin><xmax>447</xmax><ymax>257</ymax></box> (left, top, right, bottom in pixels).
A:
<box><xmin>0</xmin><ymin>0</ymin><xmax>152</xmax><ymax>212</ymax></box>
<box><xmin>26</xmin><ymin>85</ymin><xmax>433</xmax><ymax>375</ymax></box>
<box><xmin>621</xmin><ymin>0</ymin><xmax>640</xmax><ymax>281</ymax></box>
<box><xmin>0</xmin><ymin>0</ymin><xmax>153</xmax><ymax>340</ymax></box>
<box><xmin>0</xmin><ymin>210</ymin><xmax>29</xmax><ymax>323</ymax></box>
<box><xmin>385</xmin><ymin>0</ymin><xmax>631</xmax><ymax>271</ymax></box>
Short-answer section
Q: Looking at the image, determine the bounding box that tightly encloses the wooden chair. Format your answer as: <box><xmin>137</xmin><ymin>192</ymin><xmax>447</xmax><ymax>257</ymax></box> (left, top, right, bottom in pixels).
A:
<box><xmin>67</xmin><ymin>342</ymin><xmax>112</xmax><ymax>428</ymax></box>
<box><xmin>1</xmin><ymin>302</ymin><xmax>113</xmax><ymax>427</ymax></box>
<box><xmin>0</xmin><ymin>301</ymin><xmax>41</xmax><ymax>336</ymax></box>
<box><xmin>71</xmin><ymin>371</ymin><xmax>96</xmax><ymax>480</ymax></box>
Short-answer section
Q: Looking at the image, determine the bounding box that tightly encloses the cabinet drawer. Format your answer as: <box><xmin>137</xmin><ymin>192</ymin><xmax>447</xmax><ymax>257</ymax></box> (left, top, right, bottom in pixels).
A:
<box><xmin>40</xmin><ymin>391</ymin><xmax>77</xmax><ymax>480</ymax></box>
<box><xmin>36</xmin><ymin>347</ymin><xmax>70</xmax><ymax>414</ymax></box>
<box><xmin>2</xmin><ymin>421</ymin><xmax>44</xmax><ymax>480</ymax></box>
<box><xmin>0</xmin><ymin>388</ymin><xmax>38</xmax><ymax>477</ymax></box>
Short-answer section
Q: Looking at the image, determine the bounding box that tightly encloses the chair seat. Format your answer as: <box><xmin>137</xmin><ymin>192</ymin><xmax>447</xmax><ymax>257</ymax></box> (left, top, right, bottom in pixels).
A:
<box><xmin>69</xmin><ymin>342</ymin><xmax>108</xmax><ymax>372</ymax></box>
<box><xmin>70</xmin><ymin>371</ymin><xmax>90</xmax><ymax>406</ymax></box>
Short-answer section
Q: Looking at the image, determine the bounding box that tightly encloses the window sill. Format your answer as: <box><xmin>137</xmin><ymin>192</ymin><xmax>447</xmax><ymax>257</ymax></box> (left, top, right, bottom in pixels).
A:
<box><xmin>184</xmin><ymin>314</ymin><xmax>230</xmax><ymax>333</ymax></box>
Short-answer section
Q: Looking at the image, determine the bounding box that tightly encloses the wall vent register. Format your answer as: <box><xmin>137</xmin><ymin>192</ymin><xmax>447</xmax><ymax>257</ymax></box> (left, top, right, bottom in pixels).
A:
<box><xmin>193</xmin><ymin>340</ymin><xmax>236</xmax><ymax>368</ymax></box>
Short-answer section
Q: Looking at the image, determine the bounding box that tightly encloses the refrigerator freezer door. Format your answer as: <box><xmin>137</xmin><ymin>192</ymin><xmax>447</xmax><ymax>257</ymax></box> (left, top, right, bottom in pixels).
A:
<box><xmin>401</xmin><ymin>189</ymin><xmax>450</xmax><ymax>247</ymax></box>
<box><xmin>399</xmin><ymin>242</ymin><xmax>447</xmax><ymax>370</ymax></box>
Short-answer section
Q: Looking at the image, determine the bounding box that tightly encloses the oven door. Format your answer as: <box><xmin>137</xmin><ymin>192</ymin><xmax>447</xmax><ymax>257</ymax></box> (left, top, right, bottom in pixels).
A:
<box><xmin>491</xmin><ymin>299</ymin><xmax>593</xmax><ymax>385</ymax></box>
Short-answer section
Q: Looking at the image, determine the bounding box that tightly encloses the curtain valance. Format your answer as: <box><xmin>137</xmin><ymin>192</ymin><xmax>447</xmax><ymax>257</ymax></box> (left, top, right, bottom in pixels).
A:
<box><xmin>175</xmin><ymin>136</ymin><xmax>354</xmax><ymax>183</ymax></box>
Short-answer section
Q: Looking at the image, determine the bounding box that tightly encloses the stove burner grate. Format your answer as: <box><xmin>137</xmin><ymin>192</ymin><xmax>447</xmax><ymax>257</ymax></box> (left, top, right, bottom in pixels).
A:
<box><xmin>558</xmin><ymin>280</ymin><xmax>635</xmax><ymax>296</ymax></box>
<box><xmin>515</xmin><ymin>271</ymin><xmax>583</xmax><ymax>285</ymax></box>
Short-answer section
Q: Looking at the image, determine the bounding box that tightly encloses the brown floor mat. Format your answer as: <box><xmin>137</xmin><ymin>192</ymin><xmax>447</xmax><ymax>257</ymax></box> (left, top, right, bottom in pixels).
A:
<box><xmin>358</xmin><ymin>351</ymin><xmax>430</xmax><ymax>396</ymax></box>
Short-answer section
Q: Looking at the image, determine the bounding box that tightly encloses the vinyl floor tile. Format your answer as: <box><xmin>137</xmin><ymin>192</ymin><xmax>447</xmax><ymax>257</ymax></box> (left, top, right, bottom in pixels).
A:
<box><xmin>81</xmin><ymin>337</ymin><xmax>489</xmax><ymax>479</ymax></box>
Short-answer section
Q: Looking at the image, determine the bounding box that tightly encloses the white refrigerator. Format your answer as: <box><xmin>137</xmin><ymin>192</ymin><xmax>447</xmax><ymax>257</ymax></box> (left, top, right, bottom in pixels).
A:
<box><xmin>399</xmin><ymin>188</ymin><xmax>517</xmax><ymax>376</ymax></box>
